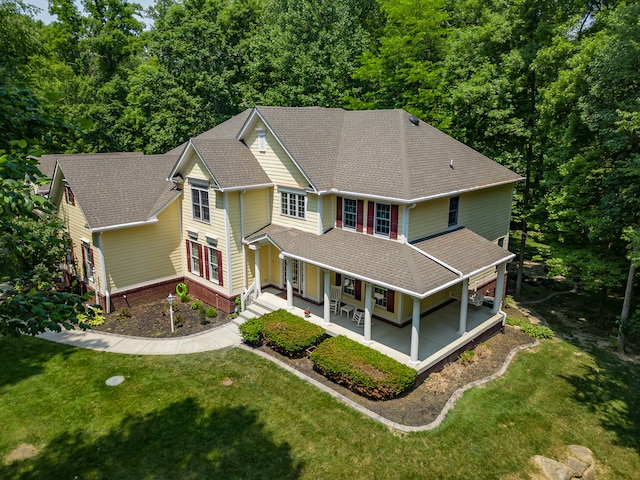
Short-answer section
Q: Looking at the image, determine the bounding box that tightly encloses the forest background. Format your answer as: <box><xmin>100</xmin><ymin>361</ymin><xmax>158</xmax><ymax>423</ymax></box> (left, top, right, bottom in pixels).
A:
<box><xmin>0</xmin><ymin>0</ymin><xmax>638</xmax><ymax>345</ymax></box>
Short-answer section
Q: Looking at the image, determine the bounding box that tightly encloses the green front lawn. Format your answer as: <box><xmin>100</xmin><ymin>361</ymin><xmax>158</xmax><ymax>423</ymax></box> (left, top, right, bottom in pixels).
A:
<box><xmin>1</xmin><ymin>335</ymin><xmax>639</xmax><ymax>479</ymax></box>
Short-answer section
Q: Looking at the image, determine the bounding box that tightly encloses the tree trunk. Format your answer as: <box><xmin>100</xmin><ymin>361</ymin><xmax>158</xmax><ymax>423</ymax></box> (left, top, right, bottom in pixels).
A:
<box><xmin>618</xmin><ymin>255</ymin><xmax>637</xmax><ymax>353</ymax></box>
<box><xmin>515</xmin><ymin>217</ymin><xmax>527</xmax><ymax>298</ymax></box>
<box><xmin>597</xmin><ymin>286</ymin><xmax>608</xmax><ymax>329</ymax></box>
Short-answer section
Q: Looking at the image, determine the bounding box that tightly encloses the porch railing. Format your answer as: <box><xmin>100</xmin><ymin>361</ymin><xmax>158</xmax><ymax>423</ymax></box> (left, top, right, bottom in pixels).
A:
<box><xmin>241</xmin><ymin>279</ymin><xmax>257</xmax><ymax>312</ymax></box>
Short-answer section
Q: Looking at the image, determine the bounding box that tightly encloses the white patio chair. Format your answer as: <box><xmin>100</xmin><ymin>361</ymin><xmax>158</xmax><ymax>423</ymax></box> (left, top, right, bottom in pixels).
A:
<box><xmin>329</xmin><ymin>285</ymin><xmax>342</xmax><ymax>314</ymax></box>
<box><xmin>352</xmin><ymin>308</ymin><xmax>365</xmax><ymax>327</ymax></box>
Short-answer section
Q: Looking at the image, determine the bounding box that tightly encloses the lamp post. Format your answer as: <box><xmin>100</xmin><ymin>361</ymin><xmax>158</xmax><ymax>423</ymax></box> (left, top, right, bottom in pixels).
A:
<box><xmin>168</xmin><ymin>293</ymin><xmax>175</xmax><ymax>332</ymax></box>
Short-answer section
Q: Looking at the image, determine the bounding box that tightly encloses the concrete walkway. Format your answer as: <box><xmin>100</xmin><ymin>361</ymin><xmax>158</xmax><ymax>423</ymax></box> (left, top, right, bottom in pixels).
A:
<box><xmin>37</xmin><ymin>322</ymin><xmax>242</xmax><ymax>355</ymax></box>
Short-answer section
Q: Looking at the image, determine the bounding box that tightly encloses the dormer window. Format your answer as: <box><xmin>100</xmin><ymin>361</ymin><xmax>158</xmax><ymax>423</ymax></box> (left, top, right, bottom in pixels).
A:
<box><xmin>343</xmin><ymin>198</ymin><xmax>357</xmax><ymax>230</ymax></box>
<box><xmin>374</xmin><ymin>203</ymin><xmax>391</xmax><ymax>236</ymax></box>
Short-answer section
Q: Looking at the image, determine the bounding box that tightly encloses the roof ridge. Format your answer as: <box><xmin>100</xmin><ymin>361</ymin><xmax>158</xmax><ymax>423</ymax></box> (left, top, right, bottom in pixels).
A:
<box><xmin>398</xmin><ymin>110</ymin><xmax>412</xmax><ymax>199</ymax></box>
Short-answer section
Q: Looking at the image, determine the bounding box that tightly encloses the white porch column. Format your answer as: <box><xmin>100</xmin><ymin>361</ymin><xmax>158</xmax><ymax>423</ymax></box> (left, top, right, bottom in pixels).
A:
<box><xmin>458</xmin><ymin>278</ymin><xmax>469</xmax><ymax>335</ymax></box>
<box><xmin>323</xmin><ymin>270</ymin><xmax>331</xmax><ymax>326</ymax></box>
<box><xmin>249</xmin><ymin>245</ymin><xmax>261</xmax><ymax>296</ymax></box>
<box><xmin>410</xmin><ymin>298</ymin><xmax>421</xmax><ymax>365</ymax></box>
<box><xmin>492</xmin><ymin>262</ymin><xmax>506</xmax><ymax>314</ymax></box>
<box><xmin>285</xmin><ymin>259</ymin><xmax>293</xmax><ymax>310</ymax></box>
<box><xmin>363</xmin><ymin>282</ymin><xmax>373</xmax><ymax>345</ymax></box>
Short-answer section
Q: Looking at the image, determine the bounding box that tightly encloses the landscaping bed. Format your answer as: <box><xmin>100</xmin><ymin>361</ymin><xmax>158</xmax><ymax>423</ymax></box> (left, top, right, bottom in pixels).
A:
<box><xmin>91</xmin><ymin>298</ymin><xmax>231</xmax><ymax>338</ymax></box>
<box><xmin>253</xmin><ymin>325</ymin><xmax>534</xmax><ymax>426</ymax></box>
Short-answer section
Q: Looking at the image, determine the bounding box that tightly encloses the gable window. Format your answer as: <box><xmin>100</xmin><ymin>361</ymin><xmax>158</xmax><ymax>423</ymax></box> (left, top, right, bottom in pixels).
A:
<box><xmin>281</xmin><ymin>191</ymin><xmax>306</xmax><ymax>219</ymax></box>
<box><xmin>191</xmin><ymin>184</ymin><xmax>210</xmax><ymax>223</ymax></box>
<box><xmin>448</xmin><ymin>196</ymin><xmax>459</xmax><ymax>227</ymax></box>
<box><xmin>343</xmin><ymin>198</ymin><xmax>357</xmax><ymax>229</ymax></box>
<box><xmin>257</xmin><ymin>129</ymin><xmax>266</xmax><ymax>153</ymax></box>
<box><xmin>375</xmin><ymin>203</ymin><xmax>391</xmax><ymax>236</ymax></box>
<box><xmin>207</xmin><ymin>246</ymin><xmax>220</xmax><ymax>283</ymax></box>
<box><xmin>64</xmin><ymin>184</ymin><xmax>75</xmax><ymax>205</ymax></box>
<box><xmin>81</xmin><ymin>241</ymin><xmax>94</xmax><ymax>281</ymax></box>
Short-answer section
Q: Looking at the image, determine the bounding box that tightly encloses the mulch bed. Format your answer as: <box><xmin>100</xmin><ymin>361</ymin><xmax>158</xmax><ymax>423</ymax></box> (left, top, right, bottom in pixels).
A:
<box><xmin>91</xmin><ymin>298</ymin><xmax>232</xmax><ymax>338</ymax></box>
<box><xmin>91</xmin><ymin>298</ymin><xmax>535</xmax><ymax>426</ymax></box>
<box><xmin>254</xmin><ymin>326</ymin><xmax>534</xmax><ymax>427</ymax></box>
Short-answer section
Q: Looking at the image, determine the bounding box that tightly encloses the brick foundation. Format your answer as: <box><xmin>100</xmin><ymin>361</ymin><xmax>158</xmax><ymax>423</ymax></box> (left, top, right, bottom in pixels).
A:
<box><xmin>184</xmin><ymin>278</ymin><xmax>237</xmax><ymax>313</ymax></box>
<box><xmin>109</xmin><ymin>278</ymin><xmax>183</xmax><ymax>312</ymax></box>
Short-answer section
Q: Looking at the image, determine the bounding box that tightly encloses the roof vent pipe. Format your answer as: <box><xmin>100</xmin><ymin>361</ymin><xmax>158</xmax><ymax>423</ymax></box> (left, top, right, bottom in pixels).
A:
<box><xmin>409</xmin><ymin>115</ymin><xmax>420</xmax><ymax>126</ymax></box>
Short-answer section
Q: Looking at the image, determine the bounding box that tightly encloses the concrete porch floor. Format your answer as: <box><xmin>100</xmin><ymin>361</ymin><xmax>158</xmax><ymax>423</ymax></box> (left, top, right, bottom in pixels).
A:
<box><xmin>257</xmin><ymin>288</ymin><xmax>504</xmax><ymax>374</ymax></box>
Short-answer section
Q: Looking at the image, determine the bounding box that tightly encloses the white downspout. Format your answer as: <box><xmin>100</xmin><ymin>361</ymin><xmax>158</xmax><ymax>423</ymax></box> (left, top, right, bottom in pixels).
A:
<box><xmin>240</xmin><ymin>190</ymin><xmax>247</xmax><ymax>290</ymax></box>
<box><xmin>223</xmin><ymin>192</ymin><xmax>233</xmax><ymax>295</ymax></box>
<box><xmin>96</xmin><ymin>232</ymin><xmax>110</xmax><ymax>313</ymax></box>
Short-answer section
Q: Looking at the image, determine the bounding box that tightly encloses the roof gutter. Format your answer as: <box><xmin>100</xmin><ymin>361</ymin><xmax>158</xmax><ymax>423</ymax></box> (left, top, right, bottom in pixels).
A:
<box><xmin>462</xmin><ymin>253</ymin><xmax>516</xmax><ymax>280</ymax></box>
<box><xmin>316</xmin><ymin>178</ymin><xmax>522</xmax><ymax>204</ymax></box>
<box><xmin>91</xmin><ymin>218</ymin><xmax>159</xmax><ymax>233</ymax></box>
<box><xmin>216</xmin><ymin>182</ymin><xmax>274</xmax><ymax>193</ymax></box>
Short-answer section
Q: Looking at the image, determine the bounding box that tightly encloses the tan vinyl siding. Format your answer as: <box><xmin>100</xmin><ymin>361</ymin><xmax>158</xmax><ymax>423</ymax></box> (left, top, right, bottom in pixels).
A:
<box><xmin>268</xmin><ymin>244</ymin><xmax>282</xmax><ymax>286</ymax></box>
<box><xmin>227</xmin><ymin>191</ymin><xmax>245</xmax><ymax>293</ymax></box>
<box><xmin>408</xmin><ymin>198</ymin><xmax>449</xmax><ymax>241</ymax></box>
<box><xmin>102</xmin><ymin>202</ymin><xmax>181</xmax><ymax>290</ymax></box>
<box><xmin>322</xmin><ymin>195</ymin><xmax>333</xmax><ymax>232</ymax></box>
<box><xmin>271</xmin><ymin>189</ymin><xmax>318</xmax><ymax>233</ymax></box>
<box><xmin>58</xmin><ymin>193</ymin><xmax>100</xmax><ymax>289</ymax></box>
<box><xmin>246</xmin><ymin>119</ymin><xmax>309</xmax><ymax>188</ymax></box>
<box><xmin>182</xmin><ymin>156</ymin><xmax>228</xmax><ymax>290</ymax></box>
<box><xmin>458</xmin><ymin>184</ymin><xmax>513</xmax><ymax>242</ymax></box>
<box><xmin>243</xmin><ymin>188</ymin><xmax>269</xmax><ymax>237</ymax></box>
<box><xmin>469</xmin><ymin>268</ymin><xmax>497</xmax><ymax>292</ymax></box>
<box><xmin>305</xmin><ymin>263</ymin><xmax>320</xmax><ymax>301</ymax></box>
<box><xmin>417</xmin><ymin>287</ymin><xmax>452</xmax><ymax>315</ymax></box>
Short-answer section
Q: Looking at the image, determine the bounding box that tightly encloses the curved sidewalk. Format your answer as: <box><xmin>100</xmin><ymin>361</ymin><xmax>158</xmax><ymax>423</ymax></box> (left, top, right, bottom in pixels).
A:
<box><xmin>36</xmin><ymin>322</ymin><xmax>242</xmax><ymax>355</ymax></box>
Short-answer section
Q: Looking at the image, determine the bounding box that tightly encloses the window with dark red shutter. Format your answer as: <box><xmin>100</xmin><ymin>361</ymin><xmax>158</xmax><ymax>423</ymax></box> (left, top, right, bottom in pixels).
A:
<box><xmin>336</xmin><ymin>196</ymin><xmax>343</xmax><ymax>227</ymax></box>
<box><xmin>367</xmin><ymin>202</ymin><xmax>374</xmax><ymax>234</ymax></box>
<box><xmin>356</xmin><ymin>200</ymin><xmax>364</xmax><ymax>232</ymax></box>
<box><xmin>390</xmin><ymin>205</ymin><xmax>399</xmax><ymax>239</ymax></box>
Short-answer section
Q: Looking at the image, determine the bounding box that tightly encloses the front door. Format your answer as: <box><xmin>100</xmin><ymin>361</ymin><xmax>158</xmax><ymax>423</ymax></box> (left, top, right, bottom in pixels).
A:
<box><xmin>284</xmin><ymin>259</ymin><xmax>303</xmax><ymax>295</ymax></box>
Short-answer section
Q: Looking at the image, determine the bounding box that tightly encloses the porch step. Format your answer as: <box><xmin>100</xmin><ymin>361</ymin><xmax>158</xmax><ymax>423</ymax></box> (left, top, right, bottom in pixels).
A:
<box><xmin>233</xmin><ymin>297</ymin><xmax>279</xmax><ymax>325</ymax></box>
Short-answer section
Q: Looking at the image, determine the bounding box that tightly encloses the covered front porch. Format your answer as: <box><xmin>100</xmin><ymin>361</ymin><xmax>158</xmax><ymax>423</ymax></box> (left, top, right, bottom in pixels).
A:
<box><xmin>251</xmin><ymin>289</ymin><xmax>505</xmax><ymax>375</ymax></box>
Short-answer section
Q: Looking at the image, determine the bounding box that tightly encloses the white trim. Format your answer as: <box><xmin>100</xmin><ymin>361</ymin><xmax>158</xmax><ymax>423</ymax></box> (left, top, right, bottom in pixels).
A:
<box><xmin>317</xmin><ymin>178</ymin><xmax>522</xmax><ymax>204</ymax></box>
<box><xmin>237</xmin><ymin>107</ymin><xmax>318</xmax><ymax>193</ymax></box>
<box><xmin>91</xmin><ymin>219</ymin><xmax>159</xmax><ymax>233</ymax></box>
<box><xmin>223</xmin><ymin>192</ymin><xmax>233</xmax><ymax>295</ymax></box>
<box><xmin>407</xmin><ymin>242</ymin><xmax>463</xmax><ymax>277</ymax></box>
<box><xmin>218</xmin><ymin>182</ymin><xmax>273</xmax><ymax>193</ymax></box>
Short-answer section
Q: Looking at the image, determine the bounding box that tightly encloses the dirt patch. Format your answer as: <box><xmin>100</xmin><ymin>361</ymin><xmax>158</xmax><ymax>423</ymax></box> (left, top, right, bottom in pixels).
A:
<box><xmin>254</xmin><ymin>326</ymin><xmax>534</xmax><ymax>427</ymax></box>
<box><xmin>91</xmin><ymin>298</ymin><xmax>232</xmax><ymax>338</ymax></box>
<box><xmin>5</xmin><ymin>444</ymin><xmax>38</xmax><ymax>464</ymax></box>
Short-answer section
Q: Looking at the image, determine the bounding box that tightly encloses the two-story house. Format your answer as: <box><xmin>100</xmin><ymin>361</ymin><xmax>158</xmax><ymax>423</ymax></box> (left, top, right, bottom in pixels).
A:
<box><xmin>49</xmin><ymin>106</ymin><xmax>520</xmax><ymax>373</ymax></box>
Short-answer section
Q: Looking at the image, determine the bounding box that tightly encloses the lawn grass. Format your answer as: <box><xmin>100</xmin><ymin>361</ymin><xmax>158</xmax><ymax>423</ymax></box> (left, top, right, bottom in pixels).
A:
<box><xmin>1</xmin><ymin>335</ymin><xmax>639</xmax><ymax>479</ymax></box>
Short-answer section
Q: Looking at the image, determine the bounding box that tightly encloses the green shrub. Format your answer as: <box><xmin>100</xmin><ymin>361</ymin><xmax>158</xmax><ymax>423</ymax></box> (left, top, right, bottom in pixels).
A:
<box><xmin>179</xmin><ymin>294</ymin><xmax>190</xmax><ymax>303</ymax></box>
<box><xmin>235</xmin><ymin>295</ymin><xmax>242</xmax><ymax>313</ymax></box>
<box><xmin>459</xmin><ymin>349</ymin><xmax>475</xmax><ymax>365</ymax></box>
<box><xmin>261</xmin><ymin>309</ymin><xmax>325</xmax><ymax>357</ymax></box>
<box><xmin>78</xmin><ymin>306</ymin><xmax>105</xmax><ymax>327</ymax></box>
<box><xmin>116</xmin><ymin>307</ymin><xmax>132</xmax><ymax>321</ymax></box>
<box><xmin>310</xmin><ymin>335</ymin><xmax>417</xmax><ymax>400</ymax></box>
<box><xmin>507</xmin><ymin>317</ymin><xmax>555</xmax><ymax>339</ymax></box>
<box><xmin>174</xmin><ymin>313</ymin><xmax>184</xmax><ymax>326</ymax></box>
<box><xmin>239</xmin><ymin>317</ymin><xmax>264</xmax><ymax>345</ymax></box>
<box><xmin>190</xmin><ymin>301</ymin><xmax>203</xmax><ymax>311</ymax></box>
<box><xmin>197</xmin><ymin>304</ymin><xmax>207</xmax><ymax>324</ymax></box>
<box><xmin>206</xmin><ymin>307</ymin><xmax>217</xmax><ymax>318</ymax></box>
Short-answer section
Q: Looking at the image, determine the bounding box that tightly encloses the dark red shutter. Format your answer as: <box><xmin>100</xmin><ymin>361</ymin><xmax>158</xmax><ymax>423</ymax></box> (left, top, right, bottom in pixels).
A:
<box><xmin>367</xmin><ymin>202</ymin><xmax>375</xmax><ymax>234</ymax></box>
<box><xmin>197</xmin><ymin>244</ymin><xmax>203</xmax><ymax>277</ymax></box>
<box><xmin>81</xmin><ymin>245</ymin><xmax>86</xmax><ymax>278</ymax></box>
<box><xmin>217</xmin><ymin>249</ymin><xmax>223</xmax><ymax>286</ymax></box>
<box><xmin>336</xmin><ymin>196</ymin><xmax>343</xmax><ymax>228</ymax></box>
<box><xmin>335</xmin><ymin>273</ymin><xmax>342</xmax><ymax>287</ymax></box>
<box><xmin>387</xmin><ymin>290</ymin><xmax>395</xmax><ymax>313</ymax></box>
<box><xmin>186</xmin><ymin>240</ymin><xmax>191</xmax><ymax>273</ymax></box>
<box><xmin>204</xmin><ymin>247</ymin><xmax>210</xmax><ymax>280</ymax></box>
<box><xmin>355</xmin><ymin>280</ymin><xmax>362</xmax><ymax>301</ymax></box>
<box><xmin>356</xmin><ymin>200</ymin><xmax>364</xmax><ymax>232</ymax></box>
<box><xmin>390</xmin><ymin>205</ymin><xmax>399</xmax><ymax>239</ymax></box>
<box><xmin>89</xmin><ymin>248</ymin><xmax>95</xmax><ymax>269</ymax></box>
<box><xmin>70</xmin><ymin>188</ymin><xmax>75</xmax><ymax>205</ymax></box>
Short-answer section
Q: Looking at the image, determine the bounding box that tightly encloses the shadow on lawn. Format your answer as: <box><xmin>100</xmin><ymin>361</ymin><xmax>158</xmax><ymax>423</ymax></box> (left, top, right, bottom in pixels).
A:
<box><xmin>559</xmin><ymin>347</ymin><xmax>640</xmax><ymax>455</ymax></box>
<box><xmin>1</xmin><ymin>398</ymin><xmax>303</xmax><ymax>479</ymax></box>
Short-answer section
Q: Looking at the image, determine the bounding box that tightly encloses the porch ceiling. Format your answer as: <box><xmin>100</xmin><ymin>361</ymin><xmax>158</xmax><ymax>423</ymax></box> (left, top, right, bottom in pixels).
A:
<box><xmin>246</xmin><ymin>225</ymin><xmax>466</xmax><ymax>297</ymax></box>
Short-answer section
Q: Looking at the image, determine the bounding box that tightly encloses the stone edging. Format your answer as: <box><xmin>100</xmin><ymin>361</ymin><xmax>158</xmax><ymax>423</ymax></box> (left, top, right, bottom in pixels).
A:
<box><xmin>240</xmin><ymin>339</ymin><xmax>540</xmax><ymax>432</ymax></box>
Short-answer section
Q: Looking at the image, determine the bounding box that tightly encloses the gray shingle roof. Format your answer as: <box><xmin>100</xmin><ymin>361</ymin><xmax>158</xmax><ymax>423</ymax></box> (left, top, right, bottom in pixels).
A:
<box><xmin>246</xmin><ymin>226</ymin><xmax>461</xmax><ymax>297</ymax></box>
<box><xmin>248</xmin><ymin>107</ymin><xmax>521</xmax><ymax>200</ymax></box>
<box><xmin>55</xmin><ymin>153</ymin><xmax>180</xmax><ymax>230</ymax></box>
<box><xmin>412</xmin><ymin>228</ymin><xmax>514</xmax><ymax>276</ymax></box>
<box><xmin>190</xmin><ymin>138</ymin><xmax>271</xmax><ymax>190</ymax></box>
<box><xmin>246</xmin><ymin>226</ymin><xmax>513</xmax><ymax>296</ymax></box>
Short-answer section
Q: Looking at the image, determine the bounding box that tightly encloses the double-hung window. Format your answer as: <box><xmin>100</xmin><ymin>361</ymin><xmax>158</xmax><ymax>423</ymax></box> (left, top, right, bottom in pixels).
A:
<box><xmin>281</xmin><ymin>191</ymin><xmax>306</xmax><ymax>219</ymax></box>
<box><xmin>190</xmin><ymin>240</ymin><xmax>201</xmax><ymax>276</ymax></box>
<box><xmin>208</xmin><ymin>246</ymin><xmax>219</xmax><ymax>283</ymax></box>
<box><xmin>192</xmin><ymin>184</ymin><xmax>210</xmax><ymax>222</ymax></box>
<box><xmin>374</xmin><ymin>286</ymin><xmax>387</xmax><ymax>308</ymax></box>
<box><xmin>343</xmin><ymin>276</ymin><xmax>356</xmax><ymax>297</ymax></box>
<box><xmin>375</xmin><ymin>203</ymin><xmax>391</xmax><ymax>236</ymax></box>
<box><xmin>448</xmin><ymin>196</ymin><xmax>459</xmax><ymax>227</ymax></box>
<box><xmin>343</xmin><ymin>198</ymin><xmax>357</xmax><ymax>229</ymax></box>
<box><xmin>82</xmin><ymin>242</ymin><xmax>94</xmax><ymax>281</ymax></box>
<box><xmin>64</xmin><ymin>184</ymin><xmax>75</xmax><ymax>205</ymax></box>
